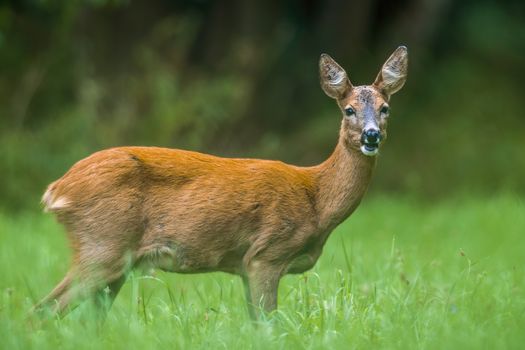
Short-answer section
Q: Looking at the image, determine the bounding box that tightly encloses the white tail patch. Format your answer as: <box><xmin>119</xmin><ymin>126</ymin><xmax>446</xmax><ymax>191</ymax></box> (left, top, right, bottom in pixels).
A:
<box><xmin>50</xmin><ymin>197</ymin><xmax>70</xmax><ymax>210</ymax></box>
<box><xmin>42</xmin><ymin>187</ymin><xmax>69</xmax><ymax>212</ymax></box>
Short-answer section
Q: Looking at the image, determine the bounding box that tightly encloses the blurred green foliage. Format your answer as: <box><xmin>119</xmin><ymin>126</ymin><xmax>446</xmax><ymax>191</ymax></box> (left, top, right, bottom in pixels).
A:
<box><xmin>0</xmin><ymin>0</ymin><xmax>524</xmax><ymax>211</ymax></box>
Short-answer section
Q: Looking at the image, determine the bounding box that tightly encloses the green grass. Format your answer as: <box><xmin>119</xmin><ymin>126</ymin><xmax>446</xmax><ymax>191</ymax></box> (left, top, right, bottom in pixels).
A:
<box><xmin>1</xmin><ymin>195</ymin><xmax>524</xmax><ymax>349</ymax></box>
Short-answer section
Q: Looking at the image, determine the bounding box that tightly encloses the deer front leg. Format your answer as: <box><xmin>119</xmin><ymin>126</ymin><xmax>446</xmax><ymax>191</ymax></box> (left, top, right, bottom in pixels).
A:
<box><xmin>243</xmin><ymin>260</ymin><xmax>283</xmax><ymax>320</ymax></box>
<box><xmin>242</xmin><ymin>276</ymin><xmax>257</xmax><ymax>320</ymax></box>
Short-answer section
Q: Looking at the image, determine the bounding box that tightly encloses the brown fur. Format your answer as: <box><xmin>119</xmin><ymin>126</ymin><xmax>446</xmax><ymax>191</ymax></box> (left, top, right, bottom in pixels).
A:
<box><xmin>33</xmin><ymin>47</ymin><xmax>408</xmax><ymax>320</ymax></box>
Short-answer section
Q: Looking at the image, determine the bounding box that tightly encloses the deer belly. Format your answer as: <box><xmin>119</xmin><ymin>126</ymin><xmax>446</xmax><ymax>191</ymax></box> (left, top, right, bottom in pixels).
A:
<box><xmin>139</xmin><ymin>243</ymin><xmax>213</xmax><ymax>273</ymax></box>
<box><xmin>138</xmin><ymin>241</ymin><xmax>246</xmax><ymax>274</ymax></box>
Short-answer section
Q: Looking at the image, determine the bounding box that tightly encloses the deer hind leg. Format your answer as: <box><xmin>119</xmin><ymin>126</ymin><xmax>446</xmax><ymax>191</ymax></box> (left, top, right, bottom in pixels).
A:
<box><xmin>33</xmin><ymin>253</ymin><xmax>131</xmax><ymax>319</ymax></box>
<box><xmin>50</xmin><ymin>202</ymin><xmax>142</xmax><ymax>318</ymax></box>
<box><xmin>32</xmin><ymin>270</ymin><xmax>74</xmax><ymax>315</ymax></box>
<box><xmin>92</xmin><ymin>274</ymin><xmax>127</xmax><ymax>321</ymax></box>
<box><xmin>62</xmin><ymin>253</ymin><xmax>131</xmax><ymax>318</ymax></box>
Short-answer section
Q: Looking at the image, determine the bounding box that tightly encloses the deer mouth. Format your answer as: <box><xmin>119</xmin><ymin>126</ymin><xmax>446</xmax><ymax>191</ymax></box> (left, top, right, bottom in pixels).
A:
<box><xmin>360</xmin><ymin>143</ymin><xmax>379</xmax><ymax>156</ymax></box>
<box><xmin>360</xmin><ymin>129</ymin><xmax>382</xmax><ymax>156</ymax></box>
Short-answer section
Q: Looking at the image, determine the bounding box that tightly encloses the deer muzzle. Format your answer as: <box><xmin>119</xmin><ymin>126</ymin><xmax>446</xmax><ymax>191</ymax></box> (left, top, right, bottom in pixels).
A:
<box><xmin>360</xmin><ymin>128</ymin><xmax>382</xmax><ymax>156</ymax></box>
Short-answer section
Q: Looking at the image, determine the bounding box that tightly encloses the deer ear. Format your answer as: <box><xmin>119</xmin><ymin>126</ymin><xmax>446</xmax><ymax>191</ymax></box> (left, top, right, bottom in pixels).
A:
<box><xmin>319</xmin><ymin>54</ymin><xmax>353</xmax><ymax>99</ymax></box>
<box><xmin>374</xmin><ymin>46</ymin><xmax>408</xmax><ymax>97</ymax></box>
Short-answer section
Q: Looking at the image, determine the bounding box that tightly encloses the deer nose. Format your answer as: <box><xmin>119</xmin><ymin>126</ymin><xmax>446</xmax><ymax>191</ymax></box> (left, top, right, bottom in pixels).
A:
<box><xmin>361</xmin><ymin>129</ymin><xmax>382</xmax><ymax>145</ymax></box>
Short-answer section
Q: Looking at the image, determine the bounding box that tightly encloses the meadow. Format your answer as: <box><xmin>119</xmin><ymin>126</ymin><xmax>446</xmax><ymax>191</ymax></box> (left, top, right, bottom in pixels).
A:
<box><xmin>0</xmin><ymin>194</ymin><xmax>524</xmax><ymax>349</ymax></box>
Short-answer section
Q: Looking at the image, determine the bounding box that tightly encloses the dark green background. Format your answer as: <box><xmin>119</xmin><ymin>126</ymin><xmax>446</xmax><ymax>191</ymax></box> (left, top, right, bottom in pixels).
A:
<box><xmin>1</xmin><ymin>0</ymin><xmax>524</xmax><ymax>211</ymax></box>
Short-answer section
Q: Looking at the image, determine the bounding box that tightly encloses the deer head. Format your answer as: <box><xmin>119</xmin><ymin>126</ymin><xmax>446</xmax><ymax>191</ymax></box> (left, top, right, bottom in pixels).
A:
<box><xmin>320</xmin><ymin>46</ymin><xmax>408</xmax><ymax>156</ymax></box>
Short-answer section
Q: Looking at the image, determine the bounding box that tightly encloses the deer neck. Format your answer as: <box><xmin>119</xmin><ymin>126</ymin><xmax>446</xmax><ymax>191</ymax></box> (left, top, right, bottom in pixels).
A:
<box><xmin>312</xmin><ymin>130</ymin><xmax>377</xmax><ymax>231</ymax></box>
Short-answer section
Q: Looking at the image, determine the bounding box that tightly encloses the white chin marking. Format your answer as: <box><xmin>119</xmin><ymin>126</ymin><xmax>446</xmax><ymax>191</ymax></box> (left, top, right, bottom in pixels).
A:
<box><xmin>360</xmin><ymin>145</ymin><xmax>379</xmax><ymax>156</ymax></box>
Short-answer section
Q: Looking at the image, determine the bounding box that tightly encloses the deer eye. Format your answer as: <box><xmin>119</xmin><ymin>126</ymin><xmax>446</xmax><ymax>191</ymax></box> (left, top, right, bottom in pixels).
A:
<box><xmin>345</xmin><ymin>107</ymin><xmax>355</xmax><ymax>116</ymax></box>
<box><xmin>380</xmin><ymin>105</ymin><xmax>390</xmax><ymax>115</ymax></box>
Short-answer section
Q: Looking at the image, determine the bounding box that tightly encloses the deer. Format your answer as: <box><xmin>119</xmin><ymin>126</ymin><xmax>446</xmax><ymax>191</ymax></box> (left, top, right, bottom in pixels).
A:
<box><xmin>33</xmin><ymin>46</ymin><xmax>408</xmax><ymax>321</ymax></box>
